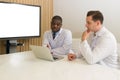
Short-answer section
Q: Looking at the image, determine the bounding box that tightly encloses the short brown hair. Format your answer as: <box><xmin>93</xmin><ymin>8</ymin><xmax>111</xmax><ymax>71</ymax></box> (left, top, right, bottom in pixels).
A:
<box><xmin>87</xmin><ymin>11</ymin><xmax>104</xmax><ymax>24</ymax></box>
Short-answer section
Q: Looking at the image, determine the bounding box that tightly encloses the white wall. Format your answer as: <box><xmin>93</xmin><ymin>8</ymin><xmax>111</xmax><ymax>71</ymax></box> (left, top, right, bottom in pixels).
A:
<box><xmin>54</xmin><ymin>0</ymin><xmax>120</xmax><ymax>42</ymax></box>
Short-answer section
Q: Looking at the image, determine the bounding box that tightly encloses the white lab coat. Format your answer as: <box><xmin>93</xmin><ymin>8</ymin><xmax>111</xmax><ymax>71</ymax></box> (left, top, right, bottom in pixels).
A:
<box><xmin>42</xmin><ymin>28</ymin><xmax>72</xmax><ymax>55</ymax></box>
<box><xmin>80</xmin><ymin>27</ymin><xmax>119</xmax><ymax>69</ymax></box>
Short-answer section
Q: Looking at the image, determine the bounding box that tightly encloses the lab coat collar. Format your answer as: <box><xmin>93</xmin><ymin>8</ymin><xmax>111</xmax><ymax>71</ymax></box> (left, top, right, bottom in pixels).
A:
<box><xmin>50</xmin><ymin>28</ymin><xmax>63</xmax><ymax>39</ymax></box>
<box><xmin>95</xmin><ymin>26</ymin><xmax>106</xmax><ymax>37</ymax></box>
<box><xmin>51</xmin><ymin>28</ymin><xmax>63</xmax><ymax>34</ymax></box>
<box><xmin>57</xmin><ymin>28</ymin><xmax>63</xmax><ymax>35</ymax></box>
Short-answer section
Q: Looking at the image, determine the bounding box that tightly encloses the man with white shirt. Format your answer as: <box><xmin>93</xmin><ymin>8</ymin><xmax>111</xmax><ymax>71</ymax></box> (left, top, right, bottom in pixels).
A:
<box><xmin>42</xmin><ymin>15</ymin><xmax>72</xmax><ymax>55</ymax></box>
<box><xmin>68</xmin><ymin>11</ymin><xmax>119</xmax><ymax>69</ymax></box>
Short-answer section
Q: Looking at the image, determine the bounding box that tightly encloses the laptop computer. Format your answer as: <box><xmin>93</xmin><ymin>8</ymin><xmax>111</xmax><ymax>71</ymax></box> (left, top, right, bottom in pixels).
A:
<box><xmin>30</xmin><ymin>45</ymin><xmax>64</xmax><ymax>61</ymax></box>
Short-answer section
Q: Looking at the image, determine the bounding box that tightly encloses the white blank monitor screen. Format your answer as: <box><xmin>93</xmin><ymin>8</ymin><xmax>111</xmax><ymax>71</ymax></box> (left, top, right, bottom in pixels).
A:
<box><xmin>0</xmin><ymin>2</ymin><xmax>40</xmax><ymax>39</ymax></box>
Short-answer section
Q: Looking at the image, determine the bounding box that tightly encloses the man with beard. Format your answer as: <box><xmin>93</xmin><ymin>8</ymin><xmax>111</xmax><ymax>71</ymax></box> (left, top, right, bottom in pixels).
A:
<box><xmin>42</xmin><ymin>15</ymin><xmax>72</xmax><ymax>55</ymax></box>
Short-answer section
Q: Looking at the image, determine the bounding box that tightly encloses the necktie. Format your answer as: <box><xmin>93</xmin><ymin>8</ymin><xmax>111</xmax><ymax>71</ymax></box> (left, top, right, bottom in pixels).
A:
<box><xmin>53</xmin><ymin>32</ymin><xmax>56</xmax><ymax>39</ymax></box>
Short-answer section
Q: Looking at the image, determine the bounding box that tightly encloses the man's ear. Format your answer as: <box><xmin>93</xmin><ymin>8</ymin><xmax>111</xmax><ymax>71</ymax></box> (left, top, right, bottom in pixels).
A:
<box><xmin>96</xmin><ymin>20</ymin><xmax>100</xmax><ymax>25</ymax></box>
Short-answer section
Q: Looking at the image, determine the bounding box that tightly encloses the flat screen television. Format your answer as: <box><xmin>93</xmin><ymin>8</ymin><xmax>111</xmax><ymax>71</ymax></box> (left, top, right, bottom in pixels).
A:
<box><xmin>0</xmin><ymin>2</ymin><xmax>41</xmax><ymax>40</ymax></box>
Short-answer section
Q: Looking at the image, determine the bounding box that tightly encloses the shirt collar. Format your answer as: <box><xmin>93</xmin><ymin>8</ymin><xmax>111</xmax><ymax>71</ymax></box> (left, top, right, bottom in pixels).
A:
<box><xmin>58</xmin><ymin>28</ymin><xmax>62</xmax><ymax>34</ymax></box>
<box><xmin>94</xmin><ymin>26</ymin><xmax>106</xmax><ymax>37</ymax></box>
<box><xmin>51</xmin><ymin>28</ymin><xmax>63</xmax><ymax>35</ymax></box>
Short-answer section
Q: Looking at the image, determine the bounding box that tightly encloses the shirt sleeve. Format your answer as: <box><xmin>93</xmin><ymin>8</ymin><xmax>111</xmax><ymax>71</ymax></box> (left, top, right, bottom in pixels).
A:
<box><xmin>51</xmin><ymin>30</ymin><xmax>72</xmax><ymax>55</ymax></box>
<box><xmin>80</xmin><ymin>35</ymin><xmax>117</xmax><ymax>64</ymax></box>
<box><xmin>42</xmin><ymin>32</ymin><xmax>51</xmax><ymax>49</ymax></box>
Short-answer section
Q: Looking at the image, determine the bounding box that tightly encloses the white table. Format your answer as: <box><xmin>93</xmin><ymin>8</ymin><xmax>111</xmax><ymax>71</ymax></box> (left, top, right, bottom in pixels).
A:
<box><xmin>0</xmin><ymin>51</ymin><xmax>120</xmax><ymax>80</ymax></box>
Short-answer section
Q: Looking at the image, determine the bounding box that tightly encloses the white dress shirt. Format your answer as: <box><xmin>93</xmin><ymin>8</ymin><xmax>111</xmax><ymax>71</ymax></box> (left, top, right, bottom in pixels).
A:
<box><xmin>79</xmin><ymin>27</ymin><xmax>120</xmax><ymax>69</ymax></box>
<box><xmin>42</xmin><ymin>28</ymin><xmax>72</xmax><ymax>55</ymax></box>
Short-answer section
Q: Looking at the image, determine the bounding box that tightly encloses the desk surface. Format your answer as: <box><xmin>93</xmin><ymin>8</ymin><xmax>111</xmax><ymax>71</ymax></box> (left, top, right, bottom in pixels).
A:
<box><xmin>0</xmin><ymin>51</ymin><xmax>120</xmax><ymax>80</ymax></box>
